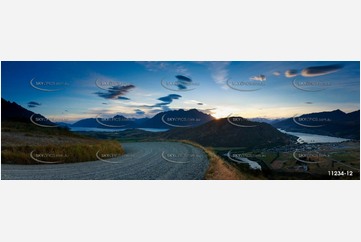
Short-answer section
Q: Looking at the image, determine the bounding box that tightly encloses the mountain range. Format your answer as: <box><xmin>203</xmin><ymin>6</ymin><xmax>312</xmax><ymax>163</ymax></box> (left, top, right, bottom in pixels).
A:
<box><xmin>272</xmin><ymin>109</ymin><xmax>360</xmax><ymax>139</ymax></box>
<box><xmin>2</xmin><ymin>98</ymin><xmax>359</xmax><ymax>145</ymax></box>
<box><xmin>249</xmin><ymin>117</ymin><xmax>286</xmax><ymax>124</ymax></box>
<box><xmin>71</xmin><ymin>109</ymin><xmax>214</xmax><ymax>129</ymax></box>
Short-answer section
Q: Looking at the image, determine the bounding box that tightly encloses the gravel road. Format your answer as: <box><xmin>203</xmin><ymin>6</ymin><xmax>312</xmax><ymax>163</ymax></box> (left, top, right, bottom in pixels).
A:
<box><xmin>1</xmin><ymin>142</ymin><xmax>209</xmax><ymax>180</ymax></box>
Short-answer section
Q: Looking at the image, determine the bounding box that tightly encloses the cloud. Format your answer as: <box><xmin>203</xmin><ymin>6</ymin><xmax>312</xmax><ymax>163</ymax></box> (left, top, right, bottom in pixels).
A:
<box><xmin>174</xmin><ymin>75</ymin><xmax>193</xmax><ymax>90</ymax></box>
<box><xmin>183</xmin><ymin>99</ymin><xmax>205</xmax><ymax>106</ymax></box>
<box><xmin>301</xmin><ymin>64</ymin><xmax>343</xmax><ymax>77</ymax></box>
<box><xmin>138</xmin><ymin>62</ymin><xmax>189</xmax><ymax>75</ymax></box>
<box><xmin>305</xmin><ymin>102</ymin><xmax>313</xmax><ymax>104</ymax></box>
<box><xmin>273</xmin><ymin>71</ymin><xmax>281</xmax><ymax>76</ymax></box>
<box><xmin>146</xmin><ymin>94</ymin><xmax>182</xmax><ymax>112</ymax></box>
<box><xmin>250</xmin><ymin>74</ymin><xmax>266</xmax><ymax>81</ymax></box>
<box><xmin>28</xmin><ymin>101</ymin><xmax>41</xmax><ymax>108</ymax></box>
<box><xmin>174</xmin><ymin>65</ymin><xmax>189</xmax><ymax>75</ymax></box>
<box><xmin>149</xmin><ymin>109</ymin><xmax>164</xmax><ymax>114</ymax></box>
<box><xmin>285</xmin><ymin>69</ymin><xmax>298</xmax><ymax>78</ymax></box>
<box><xmin>156</xmin><ymin>94</ymin><xmax>182</xmax><ymax>106</ymax></box>
<box><xmin>160</xmin><ymin>105</ymin><xmax>171</xmax><ymax>112</ymax></box>
<box><xmin>134</xmin><ymin>94</ymin><xmax>182</xmax><ymax>112</ymax></box>
<box><xmin>175</xmin><ymin>75</ymin><xmax>192</xmax><ymax>82</ymax></box>
<box><xmin>138</xmin><ymin>61</ymin><xmax>169</xmax><ymax>72</ymax></box>
<box><xmin>94</xmin><ymin>85</ymin><xmax>135</xmax><ymax>100</ymax></box>
<box><xmin>208</xmin><ymin>62</ymin><xmax>230</xmax><ymax>89</ymax></box>
<box><xmin>199</xmin><ymin>108</ymin><xmax>216</xmax><ymax>115</ymax></box>
<box><xmin>134</xmin><ymin>109</ymin><xmax>145</xmax><ymax>115</ymax></box>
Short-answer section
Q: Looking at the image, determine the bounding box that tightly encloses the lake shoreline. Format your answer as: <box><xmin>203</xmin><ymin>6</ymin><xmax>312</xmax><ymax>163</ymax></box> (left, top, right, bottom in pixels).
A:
<box><xmin>277</xmin><ymin>129</ymin><xmax>350</xmax><ymax>144</ymax></box>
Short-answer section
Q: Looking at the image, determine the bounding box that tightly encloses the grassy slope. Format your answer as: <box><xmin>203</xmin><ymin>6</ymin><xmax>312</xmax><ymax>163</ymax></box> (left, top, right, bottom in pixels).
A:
<box><xmin>1</xmin><ymin>122</ymin><xmax>124</xmax><ymax>164</ymax></box>
<box><xmin>179</xmin><ymin>140</ymin><xmax>261</xmax><ymax>180</ymax></box>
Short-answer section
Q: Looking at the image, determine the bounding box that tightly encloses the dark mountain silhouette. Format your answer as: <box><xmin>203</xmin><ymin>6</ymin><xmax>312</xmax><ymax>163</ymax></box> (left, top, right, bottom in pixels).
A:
<box><xmin>141</xmin><ymin>109</ymin><xmax>214</xmax><ymax>129</ymax></box>
<box><xmin>72</xmin><ymin>115</ymin><xmax>134</xmax><ymax>129</ymax></box>
<box><xmin>1</xmin><ymin>98</ymin><xmax>55</xmax><ymax>126</ymax></box>
<box><xmin>72</xmin><ymin>118</ymin><xmax>101</xmax><ymax>128</ymax></box>
<box><xmin>72</xmin><ymin>109</ymin><xmax>214</xmax><ymax>129</ymax></box>
<box><xmin>249</xmin><ymin>117</ymin><xmax>286</xmax><ymax>124</ymax></box>
<box><xmin>272</xmin><ymin>109</ymin><xmax>360</xmax><ymax>139</ymax></box>
<box><xmin>160</xmin><ymin>117</ymin><xmax>293</xmax><ymax>148</ymax></box>
<box><xmin>55</xmin><ymin>122</ymin><xmax>72</xmax><ymax>127</ymax></box>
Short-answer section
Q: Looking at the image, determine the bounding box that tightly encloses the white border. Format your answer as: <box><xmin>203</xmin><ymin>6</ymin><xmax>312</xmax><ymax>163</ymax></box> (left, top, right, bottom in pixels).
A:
<box><xmin>0</xmin><ymin>0</ymin><xmax>360</xmax><ymax>242</ymax></box>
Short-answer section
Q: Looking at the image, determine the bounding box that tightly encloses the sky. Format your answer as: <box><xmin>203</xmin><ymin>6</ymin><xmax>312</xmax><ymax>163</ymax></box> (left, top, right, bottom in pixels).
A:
<box><xmin>1</xmin><ymin>61</ymin><xmax>359</xmax><ymax>122</ymax></box>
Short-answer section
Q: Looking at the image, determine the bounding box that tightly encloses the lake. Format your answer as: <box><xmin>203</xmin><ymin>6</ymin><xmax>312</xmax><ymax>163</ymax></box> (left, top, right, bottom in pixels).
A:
<box><xmin>278</xmin><ymin>129</ymin><xmax>350</xmax><ymax>143</ymax></box>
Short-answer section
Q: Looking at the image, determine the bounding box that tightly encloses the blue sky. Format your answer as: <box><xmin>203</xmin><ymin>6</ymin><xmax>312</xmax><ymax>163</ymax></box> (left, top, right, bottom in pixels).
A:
<box><xmin>1</xmin><ymin>61</ymin><xmax>359</xmax><ymax>122</ymax></box>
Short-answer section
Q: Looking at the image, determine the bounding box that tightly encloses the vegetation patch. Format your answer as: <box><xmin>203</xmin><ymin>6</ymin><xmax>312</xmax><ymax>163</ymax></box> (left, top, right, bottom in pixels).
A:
<box><xmin>1</xmin><ymin>122</ymin><xmax>124</xmax><ymax>165</ymax></box>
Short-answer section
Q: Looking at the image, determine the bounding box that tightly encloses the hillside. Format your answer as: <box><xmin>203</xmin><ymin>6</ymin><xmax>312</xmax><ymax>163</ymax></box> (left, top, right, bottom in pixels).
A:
<box><xmin>71</xmin><ymin>109</ymin><xmax>214</xmax><ymax>129</ymax></box>
<box><xmin>161</xmin><ymin>117</ymin><xmax>293</xmax><ymax>148</ymax></box>
<box><xmin>141</xmin><ymin>109</ymin><xmax>214</xmax><ymax>129</ymax></box>
<box><xmin>1</xmin><ymin>98</ymin><xmax>55</xmax><ymax>126</ymax></box>
<box><xmin>1</xmin><ymin>99</ymin><xmax>124</xmax><ymax>164</ymax></box>
<box><xmin>272</xmin><ymin>109</ymin><xmax>360</xmax><ymax>139</ymax></box>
